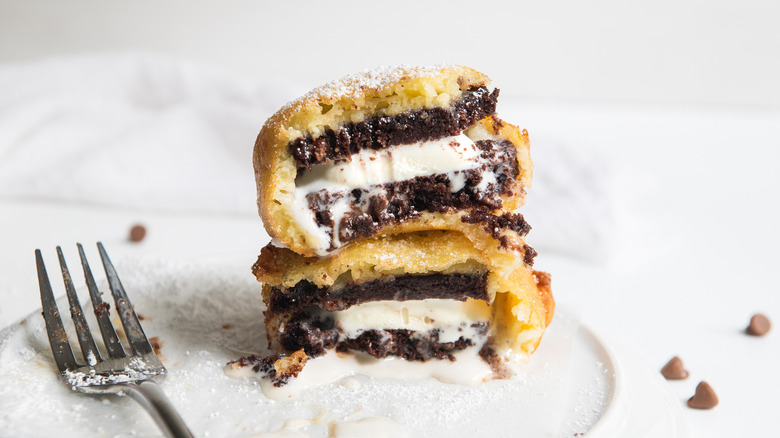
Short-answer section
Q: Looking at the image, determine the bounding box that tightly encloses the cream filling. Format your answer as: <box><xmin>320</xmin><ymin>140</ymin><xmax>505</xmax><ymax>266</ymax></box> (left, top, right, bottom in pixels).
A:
<box><xmin>291</xmin><ymin>134</ymin><xmax>495</xmax><ymax>255</ymax></box>
<box><xmin>311</xmin><ymin>298</ymin><xmax>491</xmax><ymax>344</ymax></box>
<box><xmin>226</xmin><ymin>348</ymin><xmax>494</xmax><ymax>401</ymax></box>
<box><xmin>296</xmin><ymin>134</ymin><xmax>481</xmax><ymax>190</ymax></box>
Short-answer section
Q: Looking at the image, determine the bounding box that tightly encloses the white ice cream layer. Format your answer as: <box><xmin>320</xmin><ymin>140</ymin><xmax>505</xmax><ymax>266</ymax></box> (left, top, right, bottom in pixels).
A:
<box><xmin>296</xmin><ymin>134</ymin><xmax>481</xmax><ymax>191</ymax></box>
<box><xmin>292</xmin><ymin>134</ymin><xmax>494</xmax><ymax>255</ymax></box>
<box><xmin>314</xmin><ymin>298</ymin><xmax>491</xmax><ymax>344</ymax></box>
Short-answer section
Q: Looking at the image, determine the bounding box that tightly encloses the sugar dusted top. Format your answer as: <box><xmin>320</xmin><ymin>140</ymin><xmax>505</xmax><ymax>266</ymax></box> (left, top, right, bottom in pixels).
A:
<box><xmin>291</xmin><ymin>64</ymin><xmax>460</xmax><ymax>107</ymax></box>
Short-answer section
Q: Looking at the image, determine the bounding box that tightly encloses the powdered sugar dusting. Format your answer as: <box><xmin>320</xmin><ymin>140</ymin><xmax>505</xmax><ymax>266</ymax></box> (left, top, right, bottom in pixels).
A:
<box><xmin>310</xmin><ymin>64</ymin><xmax>455</xmax><ymax>100</ymax></box>
<box><xmin>329</xmin><ymin>416</ymin><xmax>409</xmax><ymax>438</ymax></box>
<box><xmin>277</xmin><ymin>64</ymin><xmax>459</xmax><ymax>114</ymax></box>
<box><xmin>63</xmin><ymin>355</ymin><xmax>164</xmax><ymax>389</ymax></box>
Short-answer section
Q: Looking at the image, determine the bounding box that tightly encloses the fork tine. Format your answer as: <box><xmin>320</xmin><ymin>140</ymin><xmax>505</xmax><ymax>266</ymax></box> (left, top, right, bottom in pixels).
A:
<box><xmin>35</xmin><ymin>249</ymin><xmax>79</xmax><ymax>372</ymax></box>
<box><xmin>56</xmin><ymin>246</ymin><xmax>102</xmax><ymax>366</ymax></box>
<box><xmin>96</xmin><ymin>242</ymin><xmax>153</xmax><ymax>356</ymax></box>
<box><xmin>78</xmin><ymin>243</ymin><xmax>126</xmax><ymax>359</ymax></box>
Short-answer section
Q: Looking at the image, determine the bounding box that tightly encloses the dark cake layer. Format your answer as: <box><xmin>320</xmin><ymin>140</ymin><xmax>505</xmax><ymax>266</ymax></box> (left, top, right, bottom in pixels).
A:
<box><xmin>290</xmin><ymin>87</ymin><xmax>500</xmax><ymax>170</ymax></box>
<box><xmin>307</xmin><ymin>139</ymin><xmax>519</xmax><ymax>250</ymax></box>
<box><xmin>268</xmin><ymin>272</ymin><xmax>489</xmax><ymax>314</ymax></box>
<box><xmin>278</xmin><ymin>315</ymin><xmax>488</xmax><ymax>361</ymax></box>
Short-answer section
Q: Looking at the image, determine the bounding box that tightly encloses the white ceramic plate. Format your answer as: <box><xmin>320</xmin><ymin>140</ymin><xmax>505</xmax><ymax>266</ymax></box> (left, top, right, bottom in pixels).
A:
<box><xmin>0</xmin><ymin>255</ymin><xmax>688</xmax><ymax>437</ymax></box>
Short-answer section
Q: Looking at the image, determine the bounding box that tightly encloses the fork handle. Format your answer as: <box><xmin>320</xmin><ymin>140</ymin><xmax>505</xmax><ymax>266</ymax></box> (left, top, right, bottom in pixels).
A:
<box><xmin>120</xmin><ymin>381</ymin><xmax>195</xmax><ymax>438</ymax></box>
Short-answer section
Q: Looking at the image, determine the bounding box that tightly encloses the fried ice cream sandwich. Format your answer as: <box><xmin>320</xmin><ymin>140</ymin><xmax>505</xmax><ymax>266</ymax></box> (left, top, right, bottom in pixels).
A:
<box><xmin>254</xmin><ymin>65</ymin><xmax>532</xmax><ymax>257</ymax></box>
<box><xmin>253</xmin><ymin>230</ymin><xmax>553</xmax><ymax>374</ymax></box>
<box><xmin>237</xmin><ymin>65</ymin><xmax>554</xmax><ymax>388</ymax></box>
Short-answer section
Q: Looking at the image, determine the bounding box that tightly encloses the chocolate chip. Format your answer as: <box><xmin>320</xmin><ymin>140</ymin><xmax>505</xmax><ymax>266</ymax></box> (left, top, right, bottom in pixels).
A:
<box><xmin>129</xmin><ymin>224</ymin><xmax>146</xmax><ymax>242</ymax></box>
<box><xmin>746</xmin><ymin>313</ymin><xmax>771</xmax><ymax>336</ymax></box>
<box><xmin>661</xmin><ymin>356</ymin><xmax>689</xmax><ymax>380</ymax></box>
<box><xmin>687</xmin><ymin>381</ymin><xmax>718</xmax><ymax>409</ymax></box>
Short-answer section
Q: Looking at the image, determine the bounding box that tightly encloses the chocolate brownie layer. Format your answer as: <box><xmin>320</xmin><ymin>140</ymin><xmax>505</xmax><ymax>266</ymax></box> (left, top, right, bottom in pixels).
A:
<box><xmin>267</xmin><ymin>272</ymin><xmax>489</xmax><ymax>315</ymax></box>
<box><xmin>307</xmin><ymin>139</ymin><xmax>519</xmax><ymax>250</ymax></box>
<box><xmin>290</xmin><ymin>87</ymin><xmax>500</xmax><ymax>170</ymax></box>
<box><xmin>279</xmin><ymin>314</ymin><xmax>488</xmax><ymax>361</ymax></box>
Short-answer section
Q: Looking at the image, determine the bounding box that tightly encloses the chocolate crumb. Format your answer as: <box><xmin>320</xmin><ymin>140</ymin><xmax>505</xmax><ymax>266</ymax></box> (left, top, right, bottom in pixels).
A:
<box><xmin>227</xmin><ymin>350</ymin><xmax>307</xmax><ymax>387</ymax></box>
<box><xmin>273</xmin><ymin>349</ymin><xmax>307</xmax><ymax>381</ymax></box>
<box><xmin>660</xmin><ymin>356</ymin><xmax>689</xmax><ymax>380</ymax></box>
<box><xmin>479</xmin><ymin>343</ymin><xmax>509</xmax><ymax>378</ymax></box>
<box><xmin>149</xmin><ymin>336</ymin><xmax>163</xmax><ymax>356</ymax></box>
<box><xmin>523</xmin><ymin>244</ymin><xmax>538</xmax><ymax>266</ymax></box>
<box><xmin>222</xmin><ymin>323</ymin><xmax>233</xmax><ymax>329</ymax></box>
<box><xmin>95</xmin><ymin>302</ymin><xmax>110</xmax><ymax>317</ymax></box>
<box><xmin>687</xmin><ymin>381</ymin><xmax>718</xmax><ymax>409</ymax></box>
<box><xmin>746</xmin><ymin>313</ymin><xmax>771</xmax><ymax>336</ymax></box>
<box><xmin>129</xmin><ymin>224</ymin><xmax>147</xmax><ymax>242</ymax></box>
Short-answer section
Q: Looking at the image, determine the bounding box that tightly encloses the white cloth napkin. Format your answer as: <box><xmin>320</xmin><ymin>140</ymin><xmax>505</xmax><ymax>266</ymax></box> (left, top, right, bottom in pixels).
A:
<box><xmin>0</xmin><ymin>53</ymin><xmax>290</xmax><ymax>214</ymax></box>
<box><xmin>0</xmin><ymin>53</ymin><xmax>612</xmax><ymax>260</ymax></box>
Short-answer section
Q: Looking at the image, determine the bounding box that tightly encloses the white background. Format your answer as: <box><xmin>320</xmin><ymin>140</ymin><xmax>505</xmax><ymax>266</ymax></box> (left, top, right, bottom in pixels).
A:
<box><xmin>2</xmin><ymin>0</ymin><xmax>779</xmax><ymax>107</ymax></box>
<box><xmin>1</xmin><ymin>1</ymin><xmax>779</xmax><ymax>437</ymax></box>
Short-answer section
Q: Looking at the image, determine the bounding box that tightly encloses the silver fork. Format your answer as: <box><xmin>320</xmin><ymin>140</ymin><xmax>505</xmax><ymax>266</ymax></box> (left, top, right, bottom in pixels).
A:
<box><xmin>35</xmin><ymin>242</ymin><xmax>194</xmax><ymax>438</ymax></box>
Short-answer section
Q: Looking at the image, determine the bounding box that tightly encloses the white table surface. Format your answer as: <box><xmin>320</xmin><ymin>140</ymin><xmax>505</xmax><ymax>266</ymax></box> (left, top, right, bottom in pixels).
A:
<box><xmin>1</xmin><ymin>100</ymin><xmax>779</xmax><ymax>437</ymax></box>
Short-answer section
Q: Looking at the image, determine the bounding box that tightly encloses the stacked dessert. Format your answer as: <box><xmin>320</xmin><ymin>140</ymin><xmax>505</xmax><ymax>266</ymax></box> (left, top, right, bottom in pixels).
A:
<box><xmin>251</xmin><ymin>65</ymin><xmax>553</xmax><ymax>379</ymax></box>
